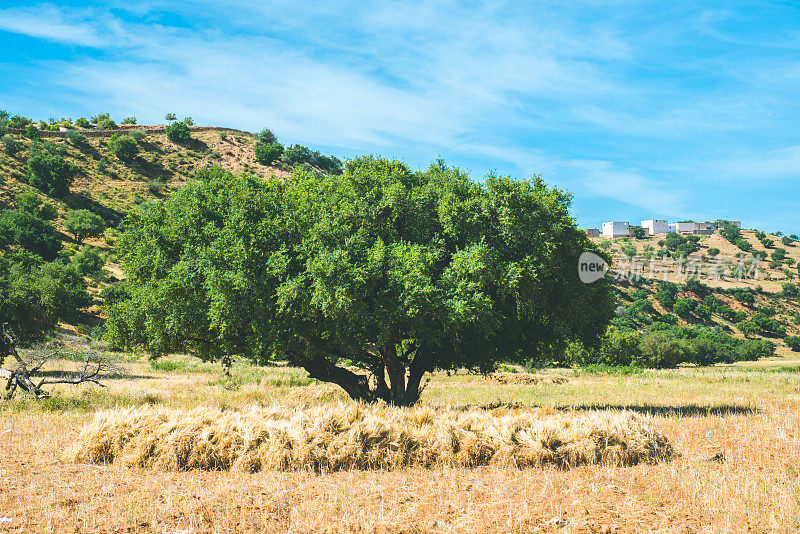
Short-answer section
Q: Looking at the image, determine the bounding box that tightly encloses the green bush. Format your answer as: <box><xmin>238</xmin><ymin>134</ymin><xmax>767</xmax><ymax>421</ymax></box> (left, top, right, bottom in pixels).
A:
<box><xmin>121</xmin><ymin>116</ymin><xmax>137</xmax><ymax>125</ymax></box>
<box><xmin>129</xmin><ymin>130</ymin><xmax>147</xmax><ymax>142</ymax></box>
<box><xmin>65</xmin><ymin>130</ymin><xmax>86</xmax><ymax>145</ymax></box>
<box><xmin>673</xmin><ymin>298</ymin><xmax>697</xmax><ymax>319</ymax></box>
<box><xmin>165</xmin><ymin>121</ymin><xmax>191</xmax><ymax>143</ymax></box>
<box><xmin>0</xmin><ymin>210</ymin><xmax>62</xmax><ymax>260</ymax></box>
<box><xmin>785</xmin><ymin>336</ymin><xmax>800</xmax><ymax>352</ymax></box>
<box><xmin>735</xmin><ymin>239</ymin><xmax>752</xmax><ymax>252</ymax></box>
<box><xmin>733</xmin><ymin>291</ymin><xmax>755</xmax><ymax>305</ymax></box>
<box><xmin>24</xmin><ymin>124</ymin><xmax>40</xmax><ymax>140</ymax></box>
<box><xmin>707</xmin><ymin>247</ymin><xmax>720</xmax><ymax>257</ymax></box>
<box><xmin>1</xmin><ymin>134</ymin><xmax>20</xmax><ymax>156</ymax></box>
<box><xmin>257</xmin><ymin>127</ymin><xmax>277</xmax><ymax>145</ymax></box>
<box><xmin>64</xmin><ymin>210</ymin><xmax>106</xmax><ymax>243</ymax></box>
<box><xmin>26</xmin><ymin>151</ymin><xmax>76</xmax><ymax>197</ymax></box>
<box><xmin>109</xmin><ymin>134</ymin><xmax>138</xmax><ymax>160</ymax></box>
<box><xmin>635</xmin><ymin>332</ymin><xmax>684</xmax><ymax>368</ymax></box>
<box><xmin>254</xmin><ymin>142</ymin><xmax>284</xmax><ymax>165</ymax></box>
<box><xmin>75</xmin><ymin>117</ymin><xmax>90</xmax><ymax>128</ymax></box>
<box><xmin>72</xmin><ymin>246</ymin><xmax>106</xmax><ymax>279</ymax></box>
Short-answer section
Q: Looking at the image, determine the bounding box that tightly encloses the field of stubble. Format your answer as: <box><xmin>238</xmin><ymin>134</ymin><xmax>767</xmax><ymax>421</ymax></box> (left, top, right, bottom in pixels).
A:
<box><xmin>1</xmin><ymin>355</ymin><xmax>800</xmax><ymax>533</ymax></box>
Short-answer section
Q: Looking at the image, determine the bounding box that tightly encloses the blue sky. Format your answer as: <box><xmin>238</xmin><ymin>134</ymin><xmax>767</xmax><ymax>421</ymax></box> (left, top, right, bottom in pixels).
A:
<box><xmin>1</xmin><ymin>1</ymin><xmax>799</xmax><ymax>232</ymax></box>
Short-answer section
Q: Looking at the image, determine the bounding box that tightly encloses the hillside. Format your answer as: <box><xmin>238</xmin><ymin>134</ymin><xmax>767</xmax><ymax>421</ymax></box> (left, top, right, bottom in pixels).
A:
<box><xmin>590</xmin><ymin>229</ymin><xmax>800</xmax><ymax>357</ymax></box>
<box><xmin>0</xmin><ymin>117</ymin><xmax>329</xmax><ymax>339</ymax></box>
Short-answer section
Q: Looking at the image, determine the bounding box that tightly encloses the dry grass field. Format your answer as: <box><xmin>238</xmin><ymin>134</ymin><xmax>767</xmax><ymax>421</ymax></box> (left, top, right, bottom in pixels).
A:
<box><xmin>2</xmin><ymin>355</ymin><xmax>800</xmax><ymax>533</ymax></box>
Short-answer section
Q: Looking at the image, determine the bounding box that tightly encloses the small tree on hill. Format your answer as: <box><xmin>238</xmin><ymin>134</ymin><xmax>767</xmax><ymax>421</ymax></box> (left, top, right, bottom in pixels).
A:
<box><xmin>254</xmin><ymin>142</ymin><xmax>283</xmax><ymax>165</ymax></box>
<box><xmin>64</xmin><ymin>210</ymin><xmax>106</xmax><ymax>244</ymax></box>
<box><xmin>629</xmin><ymin>225</ymin><xmax>646</xmax><ymax>239</ymax></box>
<box><xmin>121</xmin><ymin>116</ymin><xmax>137</xmax><ymax>125</ymax></box>
<box><xmin>257</xmin><ymin>128</ymin><xmax>277</xmax><ymax>145</ymax></box>
<box><xmin>164</xmin><ymin>113</ymin><xmax>177</xmax><ymax>122</ymax></box>
<box><xmin>165</xmin><ymin>121</ymin><xmax>191</xmax><ymax>143</ymax></box>
<box><xmin>26</xmin><ymin>151</ymin><xmax>76</xmax><ymax>197</ymax></box>
<box><xmin>109</xmin><ymin>134</ymin><xmax>138</xmax><ymax>161</ymax></box>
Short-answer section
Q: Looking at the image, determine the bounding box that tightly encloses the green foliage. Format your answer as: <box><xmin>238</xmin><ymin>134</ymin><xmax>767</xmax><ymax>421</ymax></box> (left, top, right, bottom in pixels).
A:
<box><xmin>121</xmin><ymin>116</ymin><xmax>137</xmax><ymax>125</ymax></box>
<box><xmin>655</xmin><ymin>281</ymin><xmax>679</xmax><ymax>309</ymax></box>
<box><xmin>91</xmin><ymin>113</ymin><xmax>116</xmax><ymax>129</ymax></box>
<box><xmin>24</xmin><ymin>124</ymin><xmax>40</xmax><ymax>140</ymax></box>
<box><xmin>108</xmin><ymin>134</ymin><xmax>138</xmax><ymax>160</ymax></box>
<box><xmin>771</xmin><ymin>248</ymin><xmax>787</xmax><ymax>262</ymax></box>
<box><xmin>64</xmin><ymin>210</ymin><xmax>106</xmax><ymax>244</ymax></box>
<box><xmin>38</xmin><ymin>202</ymin><xmax>58</xmax><ymax>221</ymax></box>
<box><xmin>65</xmin><ymin>130</ymin><xmax>86</xmax><ymax>145</ymax></box>
<box><xmin>165</xmin><ymin>121</ymin><xmax>191</xmax><ymax>143</ymax></box>
<box><xmin>782</xmin><ymin>283</ymin><xmax>799</xmax><ymax>299</ymax></box>
<box><xmin>673</xmin><ymin>298</ymin><xmax>697</xmax><ymax>319</ymax></box>
<box><xmin>183</xmin><ymin>117</ymin><xmax>194</xmax><ymax>126</ymax></box>
<box><xmin>254</xmin><ymin>142</ymin><xmax>284</xmax><ymax>165</ymax></box>
<box><xmin>1</xmin><ymin>134</ymin><xmax>20</xmax><ymax>156</ymax></box>
<box><xmin>72</xmin><ymin>246</ymin><xmax>106</xmax><ymax>280</ymax></box>
<box><xmin>129</xmin><ymin>130</ymin><xmax>147</xmax><ymax>142</ymax></box>
<box><xmin>0</xmin><ymin>210</ymin><xmax>62</xmax><ymax>260</ymax></box>
<box><xmin>733</xmin><ymin>290</ymin><xmax>755</xmax><ymax>305</ymax></box>
<box><xmin>106</xmin><ymin>159</ymin><xmax>615</xmax><ymax>403</ymax></box>
<box><xmin>283</xmin><ymin>144</ymin><xmax>343</xmax><ymax>174</ymax></box>
<box><xmin>782</xmin><ymin>236</ymin><xmax>793</xmax><ymax>246</ymax></box>
<box><xmin>720</xmin><ymin>221</ymin><xmax>742</xmax><ymax>243</ymax></box>
<box><xmin>164</xmin><ymin>113</ymin><xmax>177</xmax><ymax>122</ymax></box>
<box><xmin>707</xmin><ymin>247</ymin><xmax>720</xmax><ymax>257</ymax></box>
<box><xmin>786</xmin><ymin>336</ymin><xmax>800</xmax><ymax>352</ymax></box>
<box><xmin>26</xmin><ymin>151</ymin><xmax>76</xmax><ymax>197</ymax></box>
<box><xmin>75</xmin><ymin>117</ymin><xmax>90</xmax><ymax>128</ymax></box>
<box><xmin>629</xmin><ymin>225</ymin><xmax>646</xmax><ymax>239</ymax></box>
<box><xmin>257</xmin><ymin>128</ymin><xmax>277</xmax><ymax>144</ymax></box>
<box><xmin>735</xmin><ymin>239</ymin><xmax>752</xmax><ymax>252</ymax></box>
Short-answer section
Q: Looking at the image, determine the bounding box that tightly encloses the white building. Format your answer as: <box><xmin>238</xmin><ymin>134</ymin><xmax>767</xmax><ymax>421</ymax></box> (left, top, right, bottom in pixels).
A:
<box><xmin>671</xmin><ymin>222</ymin><xmax>697</xmax><ymax>233</ymax></box>
<box><xmin>641</xmin><ymin>219</ymin><xmax>668</xmax><ymax>235</ymax></box>
<box><xmin>602</xmin><ymin>221</ymin><xmax>630</xmax><ymax>238</ymax></box>
<box><xmin>585</xmin><ymin>228</ymin><xmax>600</xmax><ymax>237</ymax></box>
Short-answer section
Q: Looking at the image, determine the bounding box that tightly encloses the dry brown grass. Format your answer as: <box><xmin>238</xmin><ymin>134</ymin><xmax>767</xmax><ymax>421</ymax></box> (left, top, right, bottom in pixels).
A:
<box><xmin>488</xmin><ymin>372</ymin><xmax>569</xmax><ymax>385</ymax></box>
<box><xmin>65</xmin><ymin>403</ymin><xmax>672</xmax><ymax>472</ymax></box>
<box><xmin>2</xmin><ymin>359</ymin><xmax>800</xmax><ymax>532</ymax></box>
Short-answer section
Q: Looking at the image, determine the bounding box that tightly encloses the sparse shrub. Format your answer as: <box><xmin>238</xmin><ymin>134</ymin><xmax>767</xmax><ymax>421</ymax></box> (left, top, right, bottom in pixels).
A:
<box><xmin>75</xmin><ymin>117</ymin><xmax>90</xmax><ymax>128</ymax></box>
<box><xmin>183</xmin><ymin>116</ymin><xmax>194</xmax><ymax>126</ymax></box>
<box><xmin>707</xmin><ymin>247</ymin><xmax>720</xmax><ymax>257</ymax></box>
<box><xmin>121</xmin><ymin>116</ymin><xmax>137</xmax><ymax>125</ymax></box>
<box><xmin>129</xmin><ymin>130</ymin><xmax>147</xmax><ymax>142</ymax></box>
<box><xmin>164</xmin><ymin>113</ymin><xmax>177</xmax><ymax>122</ymax></box>
<box><xmin>147</xmin><ymin>180</ymin><xmax>163</xmax><ymax>195</ymax></box>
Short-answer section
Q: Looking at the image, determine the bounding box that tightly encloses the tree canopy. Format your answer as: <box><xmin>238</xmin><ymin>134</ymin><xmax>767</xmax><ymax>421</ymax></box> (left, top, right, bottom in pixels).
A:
<box><xmin>106</xmin><ymin>158</ymin><xmax>614</xmax><ymax>405</ymax></box>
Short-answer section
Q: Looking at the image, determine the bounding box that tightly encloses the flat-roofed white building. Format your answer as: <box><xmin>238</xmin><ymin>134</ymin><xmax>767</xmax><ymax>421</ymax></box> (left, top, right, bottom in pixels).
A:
<box><xmin>602</xmin><ymin>221</ymin><xmax>629</xmax><ymax>238</ymax></box>
<box><xmin>672</xmin><ymin>222</ymin><xmax>697</xmax><ymax>233</ymax></box>
<box><xmin>641</xmin><ymin>219</ymin><xmax>668</xmax><ymax>235</ymax></box>
<box><xmin>585</xmin><ymin>228</ymin><xmax>600</xmax><ymax>237</ymax></box>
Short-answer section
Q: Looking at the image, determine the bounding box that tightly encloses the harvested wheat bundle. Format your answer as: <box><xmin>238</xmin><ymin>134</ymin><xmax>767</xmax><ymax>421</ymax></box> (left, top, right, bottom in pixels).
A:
<box><xmin>65</xmin><ymin>403</ymin><xmax>673</xmax><ymax>472</ymax></box>
<box><xmin>488</xmin><ymin>372</ymin><xmax>569</xmax><ymax>385</ymax></box>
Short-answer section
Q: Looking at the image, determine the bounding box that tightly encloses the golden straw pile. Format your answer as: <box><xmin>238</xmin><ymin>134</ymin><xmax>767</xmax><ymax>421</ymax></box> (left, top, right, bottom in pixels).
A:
<box><xmin>64</xmin><ymin>403</ymin><xmax>673</xmax><ymax>472</ymax></box>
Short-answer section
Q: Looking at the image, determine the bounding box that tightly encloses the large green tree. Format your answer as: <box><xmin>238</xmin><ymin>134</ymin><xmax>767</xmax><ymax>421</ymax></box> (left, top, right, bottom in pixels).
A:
<box><xmin>106</xmin><ymin>158</ymin><xmax>614</xmax><ymax>405</ymax></box>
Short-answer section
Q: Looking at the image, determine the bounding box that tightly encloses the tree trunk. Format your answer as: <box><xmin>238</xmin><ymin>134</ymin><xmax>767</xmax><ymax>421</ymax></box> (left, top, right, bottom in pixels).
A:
<box><xmin>301</xmin><ymin>345</ymin><xmax>432</xmax><ymax>407</ymax></box>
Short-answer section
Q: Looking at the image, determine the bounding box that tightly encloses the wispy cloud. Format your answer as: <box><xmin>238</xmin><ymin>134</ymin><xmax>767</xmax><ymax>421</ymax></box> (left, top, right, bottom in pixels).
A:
<box><xmin>1</xmin><ymin>1</ymin><xmax>800</xmax><ymax>229</ymax></box>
